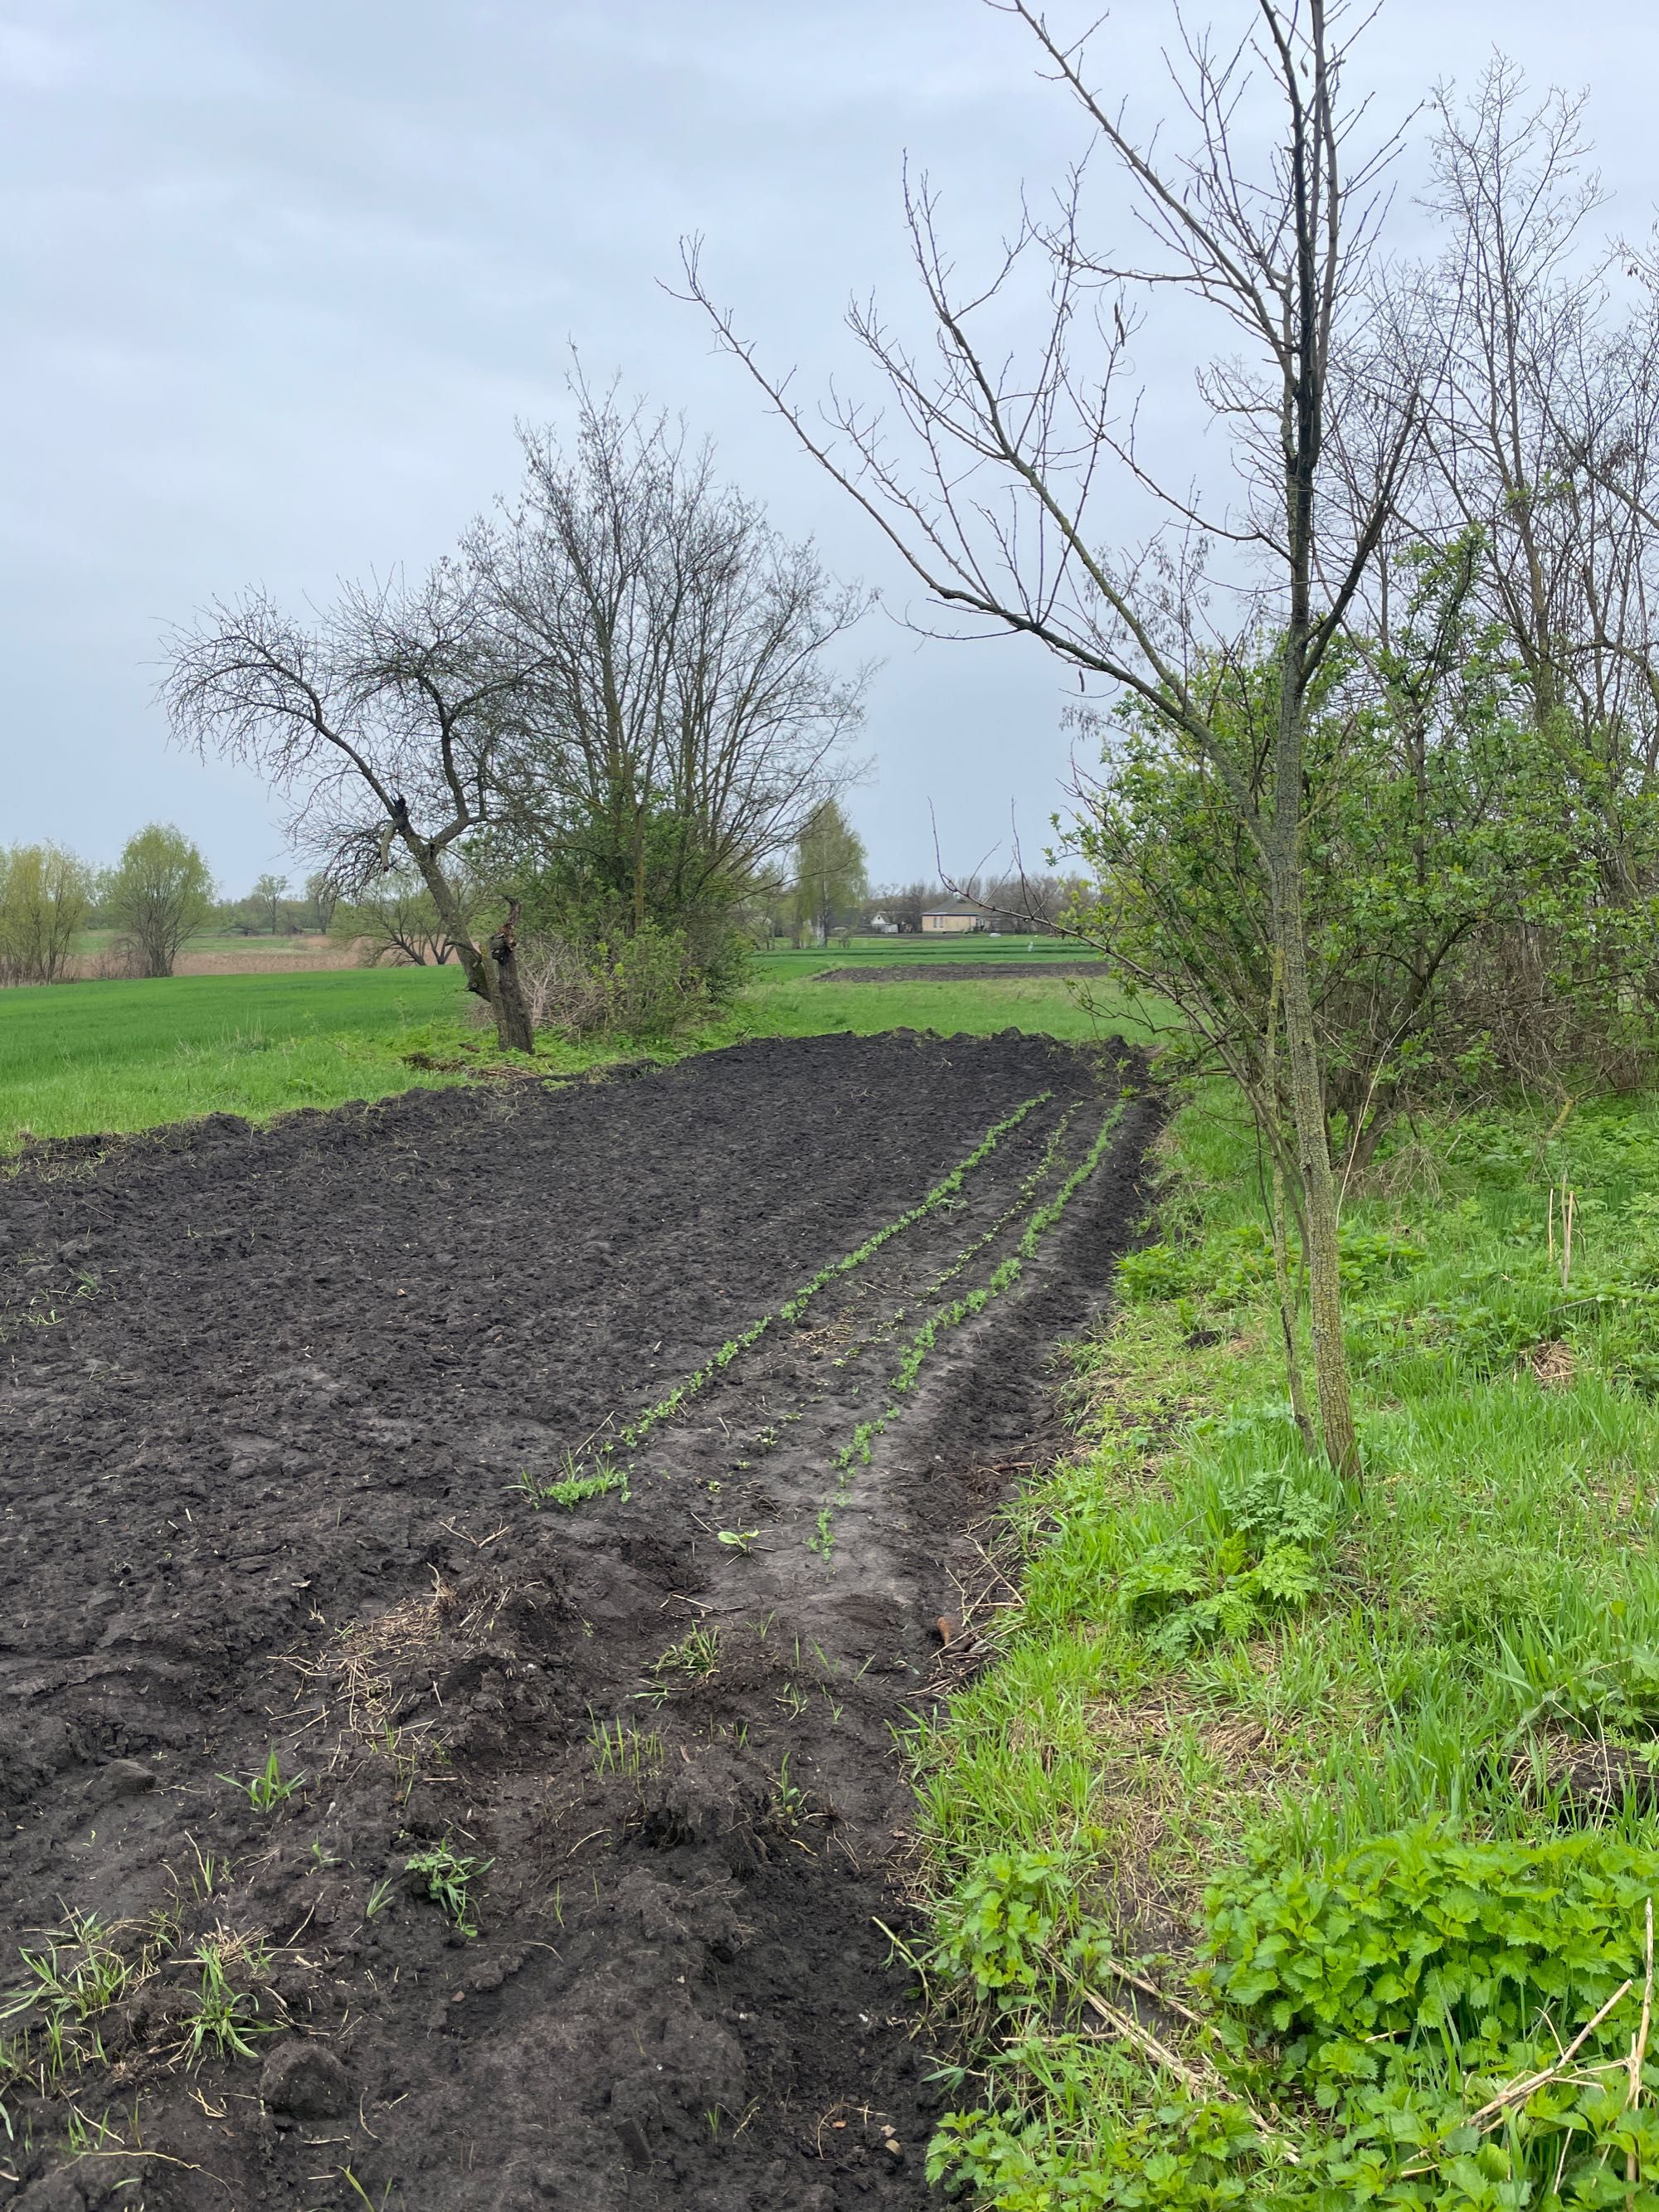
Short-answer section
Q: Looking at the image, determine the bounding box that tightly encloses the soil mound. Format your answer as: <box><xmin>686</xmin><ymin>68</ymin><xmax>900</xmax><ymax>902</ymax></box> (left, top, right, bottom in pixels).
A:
<box><xmin>812</xmin><ymin>959</ymin><xmax>1103</xmax><ymax>982</ymax></box>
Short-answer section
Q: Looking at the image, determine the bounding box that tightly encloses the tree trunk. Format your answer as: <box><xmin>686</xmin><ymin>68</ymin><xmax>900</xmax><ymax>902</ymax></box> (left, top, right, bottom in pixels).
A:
<box><xmin>1264</xmin><ymin>958</ymin><xmax>1316</xmax><ymax>1453</ymax></box>
<box><xmin>485</xmin><ymin>904</ymin><xmax>534</xmax><ymax>1053</ymax></box>
<box><xmin>406</xmin><ymin>843</ymin><xmax>535</xmax><ymax>1055</ymax></box>
<box><xmin>1271</xmin><ymin>1149</ymin><xmax>1316</xmax><ymax>1453</ymax></box>
<box><xmin>1272</xmin><ymin>864</ymin><xmax>1360</xmax><ymax>1485</ymax></box>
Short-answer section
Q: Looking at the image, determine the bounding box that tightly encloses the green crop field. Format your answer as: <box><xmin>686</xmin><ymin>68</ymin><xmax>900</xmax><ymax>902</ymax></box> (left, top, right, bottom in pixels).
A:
<box><xmin>0</xmin><ymin>955</ymin><xmax>1155</xmax><ymax>1151</ymax></box>
<box><xmin>0</xmin><ymin>966</ymin><xmax>471</xmax><ymax>1145</ymax></box>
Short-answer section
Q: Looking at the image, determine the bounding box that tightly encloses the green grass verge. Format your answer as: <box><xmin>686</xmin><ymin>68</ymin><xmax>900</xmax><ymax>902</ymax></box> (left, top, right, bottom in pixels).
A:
<box><xmin>913</xmin><ymin>1086</ymin><xmax>1659</xmax><ymax>2208</ymax></box>
<box><xmin>0</xmin><ymin>963</ymin><xmax>1153</xmax><ymax>1153</ymax></box>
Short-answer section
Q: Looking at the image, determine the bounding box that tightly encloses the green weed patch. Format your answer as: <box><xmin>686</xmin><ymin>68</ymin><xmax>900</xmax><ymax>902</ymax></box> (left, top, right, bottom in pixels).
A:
<box><xmin>913</xmin><ymin>1086</ymin><xmax>1659</xmax><ymax>2208</ymax></box>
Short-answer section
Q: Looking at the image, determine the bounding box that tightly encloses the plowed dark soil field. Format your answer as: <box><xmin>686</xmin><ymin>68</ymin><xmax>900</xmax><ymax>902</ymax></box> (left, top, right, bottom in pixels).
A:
<box><xmin>0</xmin><ymin>1033</ymin><xmax>1155</xmax><ymax>2212</ymax></box>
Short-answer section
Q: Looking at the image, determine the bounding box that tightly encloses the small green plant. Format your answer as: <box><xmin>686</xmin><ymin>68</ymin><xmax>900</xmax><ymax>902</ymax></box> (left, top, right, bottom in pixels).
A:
<box><xmin>930</xmin><ymin>1849</ymin><xmax>1073</xmax><ymax>2003</ymax></box>
<box><xmin>1117</xmin><ymin>1467</ymin><xmax>1334</xmax><ymax>1658</ymax></box>
<box><xmin>340</xmin><ymin>2166</ymin><xmax>397</xmax><ymax>2209</ymax></box>
<box><xmin>716</xmin><ymin>1528</ymin><xmax>760</xmax><ymax>1554</ymax></box>
<box><xmin>588</xmin><ymin>1719</ymin><xmax>665</xmax><ymax>1779</ymax></box>
<box><xmin>1</xmin><ymin>1912</ymin><xmax>134</xmax><ymax>2085</ymax></box>
<box><xmin>405</xmin><ymin>1837</ymin><xmax>491</xmax><ymax>1937</ymax></box>
<box><xmin>183</xmin><ymin>1938</ymin><xmax>271</xmax><ymax>2065</ymax></box>
<box><xmin>645</xmin><ymin>1625</ymin><xmax>722</xmax><ymax>1690</ymax></box>
<box><xmin>771</xmin><ymin>1754</ymin><xmax>809</xmax><ymax>1835</ymax></box>
<box><xmin>808</xmin><ymin>1506</ymin><xmax>836</xmax><ymax>1559</ymax></box>
<box><xmin>364</xmin><ymin>1878</ymin><xmax>396</xmax><ymax>1919</ymax></box>
<box><xmin>218</xmin><ymin>1748</ymin><xmax>304</xmax><ymax>1812</ymax></box>
<box><xmin>518</xmin><ymin>1448</ymin><xmax>629</xmax><ymax>1510</ymax></box>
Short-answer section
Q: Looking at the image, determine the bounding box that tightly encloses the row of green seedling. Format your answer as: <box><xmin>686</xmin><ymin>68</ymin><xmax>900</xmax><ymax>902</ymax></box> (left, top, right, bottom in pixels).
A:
<box><xmin>586</xmin><ymin>1091</ymin><xmax>1053</xmax><ymax>1473</ymax></box>
<box><xmin>816</xmin><ymin>1101</ymin><xmax>1126</xmax><ymax>1545</ymax></box>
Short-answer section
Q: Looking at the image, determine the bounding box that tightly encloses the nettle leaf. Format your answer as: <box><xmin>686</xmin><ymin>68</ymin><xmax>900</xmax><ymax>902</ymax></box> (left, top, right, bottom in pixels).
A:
<box><xmin>1196</xmin><ymin>1826</ymin><xmax>1659</xmax><ymax>2199</ymax></box>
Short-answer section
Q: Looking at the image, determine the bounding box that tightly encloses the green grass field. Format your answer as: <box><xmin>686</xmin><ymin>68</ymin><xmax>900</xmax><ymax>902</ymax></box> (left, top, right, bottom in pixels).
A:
<box><xmin>0</xmin><ymin>966</ymin><xmax>471</xmax><ymax>1144</ymax></box>
<box><xmin>0</xmin><ymin>952</ymin><xmax>1155</xmax><ymax>1150</ymax></box>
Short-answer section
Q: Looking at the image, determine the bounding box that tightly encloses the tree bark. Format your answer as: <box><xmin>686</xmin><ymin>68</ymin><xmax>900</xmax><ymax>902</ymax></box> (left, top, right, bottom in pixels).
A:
<box><xmin>484</xmin><ymin>902</ymin><xmax>534</xmax><ymax>1054</ymax></box>
<box><xmin>404</xmin><ymin>837</ymin><xmax>535</xmax><ymax>1055</ymax></box>
<box><xmin>1272</xmin><ymin>860</ymin><xmax>1360</xmax><ymax>1485</ymax></box>
<box><xmin>1265</xmin><ymin>957</ymin><xmax>1316</xmax><ymax>1454</ymax></box>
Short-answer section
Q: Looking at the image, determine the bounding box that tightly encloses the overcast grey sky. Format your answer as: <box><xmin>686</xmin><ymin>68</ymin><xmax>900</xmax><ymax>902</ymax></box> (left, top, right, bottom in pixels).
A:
<box><xmin>4</xmin><ymin>0</ymin><xmax>1657</xmax><ymax>894</ymax></box>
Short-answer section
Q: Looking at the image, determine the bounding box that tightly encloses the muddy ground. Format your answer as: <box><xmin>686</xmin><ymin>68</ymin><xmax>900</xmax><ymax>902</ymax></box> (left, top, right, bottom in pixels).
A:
<box><xmin>0</xmin><ymin>1033</ymin><xmax>1155</xmax><ymax>2211</ymax></box>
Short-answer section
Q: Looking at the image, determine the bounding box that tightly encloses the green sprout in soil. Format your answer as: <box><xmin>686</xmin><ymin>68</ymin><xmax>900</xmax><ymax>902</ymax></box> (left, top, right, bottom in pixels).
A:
<box><xmin>645</xmin><ymin>1625</ymin><xmax>722</xmax><ymax>1692</ymax></box>
<box><xmin>606</xmin><ymin>1094</ymin><xmax>1054</xmax><ymax>1466</ymax></box>
<box><xmin>217</xmin><ymin>1748</ymin><xmax>304</xmax><ymax>1812</ymax></box>
<box><xmin>184</xmin><ymin>1937</ymin><xmax>273</xmax><ymax>2065</ymax></box>
<box><xmin>517</xmin><ymin>1448</ymin><xmax>629</xmax><ymax>1510</ymax></box>
<box><xmin>405</xmin><ymin>1837</ymin><xmax>490</xmax><ymax>1937</ymax></box>
<box><xmin>588</xmin><ymin>1720</ymin><xmax>665</xmax><ymax>1779</ymax></box>
<box><xmin>771</xmin><ymin>1754</ymin><xmax>809</xmax><ymax>1835</ymax></box>
<box><xmin>341</xmin><ymin>2165</ymin><xmax>399</xmax><ymax>2209</ymax></box>
<box><xmin>717</xmin><ymin>1528</ymin><xmax>760</xmax><ymax>1554</ymax></box>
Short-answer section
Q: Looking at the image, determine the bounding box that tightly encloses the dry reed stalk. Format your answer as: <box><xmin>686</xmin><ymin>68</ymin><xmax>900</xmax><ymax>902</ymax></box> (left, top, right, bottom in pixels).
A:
<box><xmin>1400</xmin><ymin>1978</ymin><xmax>1635</xmax><ymax>2178</ymax></box>
<box><xmin>1627</xmin><ymin>1897</ymin><xmax>1654</xmax><ymax>2207</ymax></box>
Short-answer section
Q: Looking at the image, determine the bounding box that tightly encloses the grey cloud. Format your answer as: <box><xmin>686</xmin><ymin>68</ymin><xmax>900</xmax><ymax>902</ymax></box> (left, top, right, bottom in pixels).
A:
<box><xmin>4</xmin><ymin>0</ymin><xmax>1657</xmax><ymax>888</ymax></box>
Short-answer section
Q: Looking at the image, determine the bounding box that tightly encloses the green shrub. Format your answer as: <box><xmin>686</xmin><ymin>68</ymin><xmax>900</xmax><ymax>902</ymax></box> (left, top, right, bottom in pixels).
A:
<box><xmin>930</xmin><ymin>1848</ymin><xmax>1075</xmax><ymax>2002</ymax></box>
<box><xmin>1203</xmin><ymin>1826</ymin><xmax>1659</xmax><ymax>2200</ymax></box>
<box><xmin>928</xmin><ymin>2078</ymin><xmax>1267</xmax><ymax>2210</ymax></box>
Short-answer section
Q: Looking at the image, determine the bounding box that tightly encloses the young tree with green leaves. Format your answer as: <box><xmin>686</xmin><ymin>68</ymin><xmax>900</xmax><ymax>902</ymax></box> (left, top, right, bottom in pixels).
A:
<box><xmin>0</xmin><ymin>843</ymin><xmax>93</xmax><ymax>985</ymax></box>
<box><xmin>252</xmin><ymin>872</ymin><xmax>289</xmax><ymax>935</ymax></box>
<box><xmin>793</xmin><ymin>799</ymin><xmax>867</xmax><ymax>946</ymax></box>
<box><xmin>107</xmin><ymin>824</ymin><xmax>214</xmax><ymax>979</ymax></box>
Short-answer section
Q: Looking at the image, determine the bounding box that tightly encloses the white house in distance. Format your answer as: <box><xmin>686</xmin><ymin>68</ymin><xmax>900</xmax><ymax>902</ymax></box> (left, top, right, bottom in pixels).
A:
<box><xmin>920</xmin><ymin>899</ymin><xmax>989</xmax><ymax>935</ymax></box>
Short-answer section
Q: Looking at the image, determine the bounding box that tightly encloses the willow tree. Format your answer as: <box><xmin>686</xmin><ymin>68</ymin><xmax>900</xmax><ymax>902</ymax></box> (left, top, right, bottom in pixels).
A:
<box><xmin>164</xmin><ymin>559</ymin><xmax>538</xmax><ymax>1052</ymax></box>
<box><xmin>684</xmin><ymin>0</ymin><xmax>1420</xmax><ymax>1483</ymax></box>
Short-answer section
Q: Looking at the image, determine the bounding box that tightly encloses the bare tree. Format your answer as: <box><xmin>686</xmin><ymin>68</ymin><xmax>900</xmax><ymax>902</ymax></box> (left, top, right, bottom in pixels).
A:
<box><xmin>683</xmin><ymin>0</ymin><xmax>1420</xmax><ymax>1482</ymax></box>
<box><xmin>479</xmin><ymin>382</ymin><xmax>871</xmax><ymax>947</ymax></box>
<box><xmin>1378</xmin><ymin>58</ymin><xmax>1659</xmax><ymax>1044</ymax></box>
<box><xmin>1409</xmin><ymin>66</ymin><xmax>1609</xmax><ymax>730</ymax></box>
<box><xmin>164</xmin><ymin>558</ymin><xmax>538</xmax><ymax>1051</ymax></box>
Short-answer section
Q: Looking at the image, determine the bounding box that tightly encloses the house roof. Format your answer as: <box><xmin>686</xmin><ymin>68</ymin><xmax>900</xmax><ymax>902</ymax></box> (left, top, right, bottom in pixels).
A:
<box><xmin>922</xmin><ymin>900</ymin><xmax>986</xmax><ymax>917</ymax></box>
